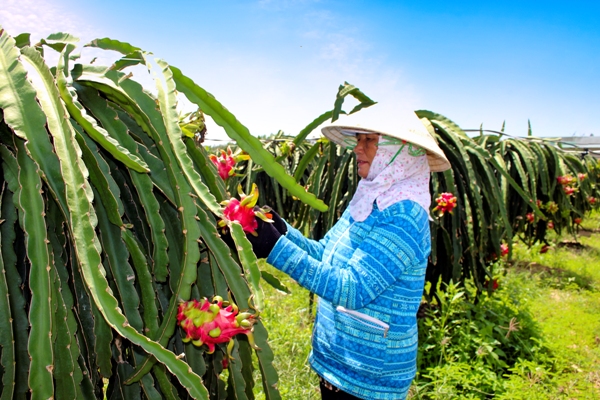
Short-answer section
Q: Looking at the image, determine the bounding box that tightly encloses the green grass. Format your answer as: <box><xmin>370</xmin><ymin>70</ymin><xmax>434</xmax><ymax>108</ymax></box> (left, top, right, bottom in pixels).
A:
<box><xmin>255</xmin><ymin>212</ymin><xmax>600</xmax><ymax>399</ymax></box>
<box><xmin>502</xmin><ymin>213</ymin><xmax>600</xmax><ymax>398</ymax></box>
<box><xmin>253</xmin><ymin>266</ymin><xmax>319</xmax><ymax>400</ymax></box>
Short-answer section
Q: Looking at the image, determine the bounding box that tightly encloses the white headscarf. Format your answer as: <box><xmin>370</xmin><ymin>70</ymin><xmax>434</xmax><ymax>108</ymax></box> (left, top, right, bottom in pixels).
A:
<box><xmin>349</xmin><ymin>136</ymin><xmax>431</xmax><ymax>222</ymax></box>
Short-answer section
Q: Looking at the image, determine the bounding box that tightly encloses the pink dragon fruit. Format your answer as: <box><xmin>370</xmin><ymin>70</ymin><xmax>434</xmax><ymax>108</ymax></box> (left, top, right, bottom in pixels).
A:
<box><xmin>177</xmin><ymin>296</ymin><xmax>258</xmax><ymax>358</ymax></box>
<box><xmin>547</xmin><ymin>220</ymin><xmax>554</xmax><ymax>230</ymax></box>
<box><xmin>210</xmin><ymin>147</ymin><xmax>250</xmax><ymax>181</ymax></box>
<box><xmin>588</xmin><ymin>196</ymin><xmax>597</xmax><ymax>205</ymax></box>
<box><xmin>557</xmin><ymin>174</ymin><xmax>575</xmax><ymax>186</ymax></box>
<box><xmin>432</xmin><ymin>192</ymin><xmax>457</xmax><ymax>217</ymax></box>
<box><xmin>578</xmin><ymin>173</ymin><xmax>587</xmax><ymax>181</ymax></box>
<box><xmin>218</xmin><ymin>184</ymin><xmax>273</xmax><ymax>235</ymax></box>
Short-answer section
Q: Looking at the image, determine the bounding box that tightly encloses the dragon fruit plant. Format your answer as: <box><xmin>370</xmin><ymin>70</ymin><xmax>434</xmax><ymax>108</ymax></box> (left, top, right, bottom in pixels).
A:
<box><xmin>177</xmin><ymin>296</ymin><xmax>258</xmax><ymax>359</ymax></box>
<box><xmin>210</xmin><ymin>146</ymin><xmax>250</xmax><ymax>181</ymax></box>
<box><xmin>432</xmin><ymin>192</ymin><xmax>457</xmax><ymax>217</ymax></box>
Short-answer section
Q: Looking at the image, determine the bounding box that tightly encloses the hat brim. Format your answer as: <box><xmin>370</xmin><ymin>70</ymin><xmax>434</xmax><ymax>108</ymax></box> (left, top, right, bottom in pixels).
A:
<box><xmin>321</xmin><ymin>124</ymin><xmax>451</xmax><ymax>172</ymax></box>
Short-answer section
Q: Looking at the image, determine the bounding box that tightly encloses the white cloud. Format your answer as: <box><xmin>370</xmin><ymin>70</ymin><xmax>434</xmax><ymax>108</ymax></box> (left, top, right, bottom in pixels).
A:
<box><xmin>1</xmin><ymin>0</ymin><xmax>99</xmax><ymax>43</ymax></box>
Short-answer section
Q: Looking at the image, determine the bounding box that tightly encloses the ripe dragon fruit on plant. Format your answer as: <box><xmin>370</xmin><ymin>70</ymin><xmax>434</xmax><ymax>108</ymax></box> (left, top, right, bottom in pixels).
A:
<box><xmin>525</xmin><ymin>212</ymin><xmax>535</xmax><ymax>224</ymax></box>
<box><xmin>432</xmin><ymin>192</ymin><xmax>457</xmax><ymax>217</ymax></box>
<box><xmin>209</xmin><ymin>146</ymin><xmax>250</xmax><ymax>181</ymax></box>
<box><xmin>563</xmin><ymin>186</ymin><xmax>577</xmax><ymax>196</ymax></box>
<box><xmin>177</xmin><ymin>296</ymin><xmax>258</xmax><ymax>359</ymax></box>
<box><xmin>500</xmin><ymin>243</ymin><xmax>509</xmax><ymax>257</ymax></box>
<box><xmin>218</xmin><ymin>184</ymin><xmax>273</xmax><ymax>235</ymax></box>
<box><xmin>557</xmin><ymin>174</ymin><xmax>578</xmax><ymax>196</ymax></box>
<box><xmin>557</xmin><ymin>174</ymin><xmax>576</xmax><ymax>186</ymax></box>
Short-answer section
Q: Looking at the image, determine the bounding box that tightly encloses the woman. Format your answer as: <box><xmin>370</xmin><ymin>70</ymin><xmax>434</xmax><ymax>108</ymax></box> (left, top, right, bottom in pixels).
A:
<box><xmin>246</xmin><ymin>108</ymin><xmax>450</xmax><ymax>399</ymax></box>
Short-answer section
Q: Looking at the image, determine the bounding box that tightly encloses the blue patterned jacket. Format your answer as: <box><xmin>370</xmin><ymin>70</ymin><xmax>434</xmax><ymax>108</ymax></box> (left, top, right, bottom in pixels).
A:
<box><xmin>266</xmin><ymin>200</ymin><xmax>430</xmax><ymax>400</ymax></box>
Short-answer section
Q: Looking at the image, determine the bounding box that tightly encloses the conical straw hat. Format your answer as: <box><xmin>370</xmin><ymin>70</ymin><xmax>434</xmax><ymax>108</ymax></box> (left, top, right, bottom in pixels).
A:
<box><xmin>321</xmin><ymin>105</ymin><xmax>451</xmax><ymax>172</ymax></box>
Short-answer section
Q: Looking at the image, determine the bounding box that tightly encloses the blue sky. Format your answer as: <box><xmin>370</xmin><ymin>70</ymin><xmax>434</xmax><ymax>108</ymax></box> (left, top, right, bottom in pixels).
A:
<box><xmin>3</xmin><ymin>0</ymin><xmax>599</xmax><ymax>142</ymax></box>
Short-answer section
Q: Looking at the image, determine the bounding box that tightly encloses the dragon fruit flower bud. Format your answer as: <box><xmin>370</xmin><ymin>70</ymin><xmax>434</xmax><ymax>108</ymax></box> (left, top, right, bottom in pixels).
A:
<box><xmin>545</xmin><ymin>201</ymin><xmax>559</xmax><ymax>213</ymax></box>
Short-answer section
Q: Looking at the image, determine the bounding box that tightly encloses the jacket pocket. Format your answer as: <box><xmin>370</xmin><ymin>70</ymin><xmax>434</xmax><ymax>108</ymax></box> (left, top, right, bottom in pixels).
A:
<box><xmin>329</xmin><ymin>306</ymin><xmax>389</xmax><ymax>374</ymax></box>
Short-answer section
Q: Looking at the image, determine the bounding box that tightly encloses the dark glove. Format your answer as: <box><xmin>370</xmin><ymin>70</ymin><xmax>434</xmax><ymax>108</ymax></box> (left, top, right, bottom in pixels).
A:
<box><xmin>253</xmin><ymin>205</ymin><xmax>288</xmax><ymax>235</ymax></box>
<box><xmin>266</xmin><ymin>208</ymin><xmax>288</xmax><ymax>235</ymax></box>
<box><xmin>217</xmin><ymin>221</ymin><xmax>236</xmax><ymax>249</ymax></box>
<box><xmin>246</xmin><ymin>218</ymin><xmax>281</xmax><ymax>259</ymax></box>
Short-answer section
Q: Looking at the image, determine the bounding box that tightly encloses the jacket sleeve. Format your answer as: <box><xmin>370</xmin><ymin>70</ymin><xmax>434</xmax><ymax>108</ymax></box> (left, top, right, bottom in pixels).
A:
<box><xmin>267</xmin><ymin>205</ymin><xmax>429</xmax><ymax>310</ymax></box>
<box><xmin>277</xmin><ymin>220</ymin><xmax>331</xmax><ymax>261</ymax></box>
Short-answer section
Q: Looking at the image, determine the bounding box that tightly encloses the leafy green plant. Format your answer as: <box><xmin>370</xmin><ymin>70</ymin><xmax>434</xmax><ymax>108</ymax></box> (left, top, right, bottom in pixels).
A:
<box><xmin>414</xmin><ymin>277</ymin><xmax>559</xmax><ymax>398</ymax></box>
<box><xmin>0</xmin><ymin>27</ymin><xmax>345</xmax><ymax>399</ymax></box>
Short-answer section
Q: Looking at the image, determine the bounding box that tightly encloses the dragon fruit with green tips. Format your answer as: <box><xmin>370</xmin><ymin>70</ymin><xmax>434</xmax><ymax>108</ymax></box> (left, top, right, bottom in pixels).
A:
<box><xmin>218</xmin><ymin>183</ymin><xmax>273</xmax><ymax>235</ymax></box>
<box><xmin>177</xmin><ymin>296</ymin><xmax>258</xmax><ymax>358</ymax></box>
<box><xmin>209</xmin><ymin>146</ymin><xmax>250</xmax><ymax>181</ymax></box>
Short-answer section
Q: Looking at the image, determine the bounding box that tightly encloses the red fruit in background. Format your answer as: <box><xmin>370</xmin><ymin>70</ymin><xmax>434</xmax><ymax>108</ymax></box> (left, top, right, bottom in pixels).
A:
<box><xmin>574</xmin><ymin>217</ymin><xmax>582</xmax><ymax>225</ymax></box>
<box><xmin>484</xmin><ymin>279</ymin><xmax>499</xmax><ymax>291</ymax></box>
<box><xmin>547</xmin><ymin>221</ymin><xmax>554</xmax><ymax>230</ymax></box>
<box><xmin>557</xmin><ymin>174</ymin><xmax>575</xmax><ymax>186</ymax></box>
<box><xmin>209</xmin><ymin>147</ymin><xmax>250</xmax><ymax>181</ymax></box>
<box><xmin>432</xmin><ymin>192</ymin><xmax>457</xmax><ymax>217</ymax></box>
<box><xmin>540</xmin><ymin>245</ymin><xmax>549</xmax><ymax>254</ymax></box>
<box><xmin>500</xmin><ymin>243</ymin><xmax>509</xmax><ymax>257</ymax></box>
<box><xmin>526</xmin><ymin>213</ymin><xmax>535</xmax><ymax>223</ymax></box>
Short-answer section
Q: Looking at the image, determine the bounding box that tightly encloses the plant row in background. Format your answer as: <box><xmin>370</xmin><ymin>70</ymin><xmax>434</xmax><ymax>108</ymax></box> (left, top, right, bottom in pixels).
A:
<box><xmin>223</xmin><ymin>110</ymin><xmax>600</xmax><ymax>299</ymax></box>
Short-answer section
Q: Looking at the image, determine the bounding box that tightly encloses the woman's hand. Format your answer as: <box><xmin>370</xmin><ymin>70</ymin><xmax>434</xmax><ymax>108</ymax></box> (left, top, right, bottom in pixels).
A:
<box><xmin>246</xmin><ymin>218</ymin><xmax>281</xmax><ymax>259</ymax></box>
<box><xmin>265</xmin><ymin>208</ymin><xmax>288</xmax><ymax>235</ymax></box>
